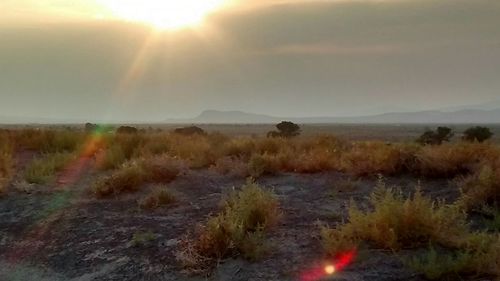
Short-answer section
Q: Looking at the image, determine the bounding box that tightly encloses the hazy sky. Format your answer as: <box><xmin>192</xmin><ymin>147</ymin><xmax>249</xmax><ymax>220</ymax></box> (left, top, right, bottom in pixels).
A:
<box><xmin>1</xmin><ymin>0</ymin><xmax>500</xmax><ymax>122</ymax></box>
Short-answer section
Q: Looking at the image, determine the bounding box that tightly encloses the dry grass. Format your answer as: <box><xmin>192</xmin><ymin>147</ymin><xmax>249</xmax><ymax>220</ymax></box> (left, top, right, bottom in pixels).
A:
<box><xmin>91</xmin><ymin>155</ymin><xmax>184</xmax><ymax>198</ymax></box>
<box><xmin>457</xmin><ymin>164</ymin><xmax>500</xmax><ymax>211</ymax></box>
<box><xmin>24</xmin><ymin>152</ymin><xmax>76</xmax><ymax>184</ymax></box>
<box><xmin>138</xmin><ymin>186</ymin><xmax>176</xmax><ymax>210</ymax></box>
<box><xmin>177</xmin><ymin>180</ymin><xmax>280</xmax><ymax>272</ymax></box>
<box><xmin>321</xmin><ymin>179</ymin><xmax>499</xmax><ymax>279</ymax></box>
<box><xmin>0</xmin><ymin>135</ymin><xmax>13</xmax><ymax>195</ymax></box>
<box><xmin>91</xmin><ymin>161</ymin><xmax>147</xmax><ymax>197</ymax></box>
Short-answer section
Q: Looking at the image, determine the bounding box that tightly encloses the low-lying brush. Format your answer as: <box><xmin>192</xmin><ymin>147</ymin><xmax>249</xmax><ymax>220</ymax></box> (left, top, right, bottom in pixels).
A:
<box><xmin>91</xmin><ymin>161</ymin><xmax>147</xmax><ymax>197</ymax></box>
<box><xmin>138</xmin><ymin>186</ymin><xmax>176</xmax><ymax>210</ymax></box>
<box><xmin>320</xmin><ymin>179</ymin><xmax>499</xmax><ymax>279</ymax></box>
<box><xmin>177</xmin><ymin>181</ymin><xmax>280</xmax><ymax>273</ymax></box>
<box><xmin>457</xmin><ymin>164</ymin><xmax>500</xmax><ymax>211</ymax></box>
<box><xmin>24</xmin><ymin>152</ymin><xmax>76</xmax><ymax>184</ymax></box>
<box><xmin>0</xmin><ymin>135</ymin><xmax>13</xmax><ymax>194</ymax></box>
<box><xmin>91</xmin><ymin>156</ymin><xmax>184</xmax><ymax>197</ymax></box>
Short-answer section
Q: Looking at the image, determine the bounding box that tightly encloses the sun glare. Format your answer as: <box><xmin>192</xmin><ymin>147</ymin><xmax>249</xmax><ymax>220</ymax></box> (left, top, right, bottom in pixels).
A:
<box><xmin>98</xmin><ymin>0</ymin><xmax>228</xmax><ymax>30</ymax></box>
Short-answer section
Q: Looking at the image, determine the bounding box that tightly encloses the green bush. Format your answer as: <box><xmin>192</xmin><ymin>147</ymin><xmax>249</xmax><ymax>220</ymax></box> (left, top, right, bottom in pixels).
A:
<box><xmin>463</xmin><ymin>126</ymin><xmax>493</xmax><ymax>143</ymax></box>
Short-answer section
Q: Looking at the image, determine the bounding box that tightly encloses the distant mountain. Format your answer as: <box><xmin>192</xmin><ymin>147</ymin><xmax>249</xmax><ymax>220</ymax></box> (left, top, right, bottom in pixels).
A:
<box><xmin>165</xmin><ymin>109</ymin><xmax>500</xmax><ymax>124</ymax></box>
<box><xmin>439</xmin><ymin>100</ymin><xmax>500</xmax><ymax>112</ymax></box>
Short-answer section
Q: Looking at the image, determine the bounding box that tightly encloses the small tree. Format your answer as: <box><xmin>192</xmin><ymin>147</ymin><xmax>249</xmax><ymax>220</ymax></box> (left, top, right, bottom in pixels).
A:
<box><xmin>417</xmin><ymin>126</ymin><xmax>454</xmax><ymax>145</ymax></box>
<box><xmin>462</xmin><ymin>126</ymin><xmax>493</xmax><ymax>143</ymax></box>
<box><xmin>268</xmin><ymin>121</ymin><xmax>301</xmax><ymax>138</ymax></box>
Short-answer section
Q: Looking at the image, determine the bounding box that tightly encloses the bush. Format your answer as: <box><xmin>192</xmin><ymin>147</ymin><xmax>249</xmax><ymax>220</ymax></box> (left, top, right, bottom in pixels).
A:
<box><xmin>248</xmin><ymin>154</ymin><xmax>277</xmax><ymax>178</ymax></box>
<box><xmin>91</xmin><ymin>161</ymin><xmax>147</xmax><ymax>197</ymax></box>
<box><xmin>141</xmin><ymin>155</ymin><xmax>185</xmax><ymax>183</ymax></box>
<box><xmin>463</xmin><ymin>126</ymin><xmax>493</xmax><ymax>143</ymax></box>
<box><xmin>177</xmin><ymin>180</ymin><xmax>280</xmax><ymax>272</ymax></box>
<box><xmin>138</xmin><ymin>186</ymin><xmax>176</xmax><ymax>210</ymax></box>
<box><xmin>321</xmin><ymin>179</ymin><xmax>468</xmax><ymax>254</ymax></box>
<box><xmin>96</xmin><ymin>143</ymin><xmax>126</xmax><ymax>170</ymax></box>
<box><xmin>268</xmin><ymin>121</ymin><xmax>301</xmax><ymax>138</ymax></box>
<box><xmin>417</xmin><ymin>127</ymin><xmax>454</xmax><ymax>145</ymax></box>
<box><xmin>174</xmin><ymin>126</ymin><xmax>206</xmax><ymax>136</ymax></box>
<box><xmin>0</xmin><ymin>136</ymin><xmax>13</xmax><ymax>194</ymax></box>
<box><xmin>457</xmin><ymin>165</ymin><xmax>500</xmax><ymax>211</ymax></box>
<box><xmin>24</xmin><ymin>152</ymin><xmax>76</xmax><ymax>184</ymax></box>
<box><xmin>116</xmin><ymin>126</ymin><xmax>138</xmax><ymax>134</ymax></box>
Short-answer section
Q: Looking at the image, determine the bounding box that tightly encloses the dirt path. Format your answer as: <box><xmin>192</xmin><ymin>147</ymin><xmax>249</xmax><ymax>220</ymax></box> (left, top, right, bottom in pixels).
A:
<box><xmin>0</xmin><ymin>170</ymin><xmax>457</xmax><ymax>281</ymax></box>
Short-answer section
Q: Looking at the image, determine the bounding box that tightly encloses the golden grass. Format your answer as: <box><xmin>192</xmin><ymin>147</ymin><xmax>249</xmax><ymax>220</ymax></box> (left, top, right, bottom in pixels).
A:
<box><xmin>91</xmin><ymin>155</ymin><xmax>184</xmax><ymax>198</ymax></box>
<box><xmin>321</xmin><ymin>179</ymin><xmax>499</xmax><ymax>279</ymax></box>
<box><xmin>177</xmin><ymin>180</ymin><xmax>280</xmax><ymax>272</ymax></box>
<box><xmin>24</xmin><ymin>152</ymin><xmax>76</xmax><ymax>184</ymax></box>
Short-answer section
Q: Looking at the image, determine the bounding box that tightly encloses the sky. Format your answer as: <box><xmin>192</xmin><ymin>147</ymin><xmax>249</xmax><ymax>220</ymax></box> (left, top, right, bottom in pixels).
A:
<box><xmin>1</xmin><ymin>0</ymin><xmax>500</xmax><ymax>122</ymax></box>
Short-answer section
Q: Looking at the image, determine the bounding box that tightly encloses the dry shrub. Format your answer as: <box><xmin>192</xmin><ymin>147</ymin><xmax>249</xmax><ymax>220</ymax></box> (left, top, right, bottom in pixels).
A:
<box><xmin>24</xmin><ymin>152</ymin><xmax>76</xmax><ymax>184</ymax></box>
<box><xmin>247</xmin><ymin>153</ymin><xmax>278</xmax><ymax>178</ymax></box>
<box><xmin>0</xmin><ymin>135</ymin><xmax>13</xmax><ymax>194</ymax></box>
<box><xmin>321</xmin><ymin>179</ymin><xmax>500</xmax><ymax>279</ymax></box>
<box><xmin>141</xmin><ymin>155</ymin><xmax>185</xmax><ymax>183</ymax></box>
<box><xmin>92</xmin><ymin>156</ymin><xmax>183</xmax><ymax>198</ymax></box>
<box><xmin>321</xmin><ymin>179</ymin><xmax>468</xmax><ymax>254</ymax></box>
<box><xmin>91</xmin><ymin>161</ymin><xmax>147</xmax><ymax>197</ymax></box>
<box><xmin>415</xmin><ymin>143</ymin><xmax>500</xmax><ymax>177</ymax></box>
<box><xmin>211</xmin><ymin>156</ymin><xmax>249</xmax><ymax>178</ymax></box>
<box><xmin>14</xmin><ymin>129</ymin><xmax>85</xmax><ymax>153</ymax></box>
<box><xmin>138</xmin><ymin>186</ymin><xmax>176</xmax><ymax>210</ymax></box>
<box><xmin>96</xmin><ymin>143</ymin><xmax>126</xmax><ymax>170</ymax></box>
<box><xmin>457</xmin><ymin>164</ymin><xmax>500</xmax><ymax>211</ymax></box>
<box><xmin>222</xmin><ymin>137</ymin><xmax>256</xmax><ymax>160</ymax></box>
<box><xmin>177</xmin><ymin>181</ymin><xmax>280</xmax><ymax>272</ymax></box>
<box><xmin>340</xmin><ymin>142</ymin><xmax>414</xmax><ymax>176</ymax></box>
<box><xmin>165</xmin><ymin>134</ymin><xmax>216</xmax><ymax>168</ymax></box>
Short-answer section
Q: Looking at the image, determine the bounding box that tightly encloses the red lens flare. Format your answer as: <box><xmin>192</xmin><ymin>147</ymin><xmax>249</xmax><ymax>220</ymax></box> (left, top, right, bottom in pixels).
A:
<box><xmin>300</xmin><ymin>249</ymin><xmax>357</xmax><ymax>281</ymax></box>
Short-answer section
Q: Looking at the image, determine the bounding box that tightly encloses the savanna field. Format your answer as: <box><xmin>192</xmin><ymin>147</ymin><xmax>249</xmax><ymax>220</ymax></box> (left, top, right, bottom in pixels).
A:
<box><xmin>0</xmin><ymin>125</ymin><xmax>499</xmax><ymax>281</ymax></box>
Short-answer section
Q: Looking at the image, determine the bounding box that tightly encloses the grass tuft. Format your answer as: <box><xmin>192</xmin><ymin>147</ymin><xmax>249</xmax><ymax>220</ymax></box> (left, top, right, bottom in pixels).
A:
<box><xmin>177</xmin><ymin>180</ymin><xmax>280</xmax><ymax>272</ymax></box>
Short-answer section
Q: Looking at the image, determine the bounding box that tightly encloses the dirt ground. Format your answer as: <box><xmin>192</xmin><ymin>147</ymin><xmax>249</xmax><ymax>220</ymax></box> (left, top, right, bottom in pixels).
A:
<box><xmin>0</xmin><ymin>150</ymin><xmax>470</xmax><ymax>281</ymax></box>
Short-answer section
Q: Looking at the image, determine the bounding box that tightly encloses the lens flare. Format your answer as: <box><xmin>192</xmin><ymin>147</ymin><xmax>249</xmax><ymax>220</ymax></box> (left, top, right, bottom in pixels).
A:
<box><xmin>300</xmin><ymin>249</ymin><xmax>357</xmax><ymax>281</ymax></box>
<box><xmin>324</xmin><ymin>265</ymin><xmax>336</xmax><ymax>275</ymax></box>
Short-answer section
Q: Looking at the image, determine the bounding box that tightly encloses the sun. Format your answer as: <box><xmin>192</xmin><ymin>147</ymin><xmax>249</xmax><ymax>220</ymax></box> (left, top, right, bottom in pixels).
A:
<box><xmin>98</xmin><ymin>0</ymin><xmax>228</xmax><ymax>30</ymax></box>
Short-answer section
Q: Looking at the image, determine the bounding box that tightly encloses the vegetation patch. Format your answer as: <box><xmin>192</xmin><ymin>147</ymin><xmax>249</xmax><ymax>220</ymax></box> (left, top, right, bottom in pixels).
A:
<box><xmin>138</xmin><ymin>186</ymin><xmax>177</xmax><ymax>210</ymax></box>
<box><xmin>177</xmin><ymin>180</ymin><xmax>280</xmax><ymax>273</ymax></box>
<box><xmin>24</xmin><ymin>152</ymin><xmax>76</xmax><ymax>184</ymax></box>
<box><xmin>320</xmin><ymin>179</ymin><xmax>499</xmax><ymax>279</ymax></box>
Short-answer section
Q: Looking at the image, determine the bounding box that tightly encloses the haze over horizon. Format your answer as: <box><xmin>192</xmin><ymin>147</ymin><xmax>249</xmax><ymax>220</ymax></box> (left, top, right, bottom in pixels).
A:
<box><xmin>1</xmin><ymin>0</ymin><xmax>500</xmax><ymax>122</ymax></box>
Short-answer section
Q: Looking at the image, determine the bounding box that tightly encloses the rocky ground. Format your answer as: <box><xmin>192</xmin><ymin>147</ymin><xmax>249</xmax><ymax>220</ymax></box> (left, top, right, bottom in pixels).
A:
<box><xmin>0</xmin><ymin>154</ymin><xmax>466</xmax><ymax>281</ymax></box>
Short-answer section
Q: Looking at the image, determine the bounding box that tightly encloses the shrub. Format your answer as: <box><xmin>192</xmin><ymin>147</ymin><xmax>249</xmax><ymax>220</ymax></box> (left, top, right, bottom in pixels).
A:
<box><xmin>340</xmin><ymin>142</ymin><xmax>413</xmax><ymax>176</ymax></box>
<box><xmin>141</xmin><ymin>155</ymin><xmax>185</xmax><ymax>183</ymax></box>
<box><xmin>0</xmin><ymin>136</ymin><xmax>13</xmax><ymax>194</ymax></box>
<box><xmin>463</xmin><ymin>126</ymin><xmax>493</xmax><ymax>143</ymax></box>
<box><xmin>177</xmin><ymin>180</ymin><xmax>280</xmax><ymax>272</ymax></box>
<box><xmin>116</xmin><ymin>126</ymin><xmax>138</xmax><ymax>134</ymax></box>
<box><xmin>96</xmin><ymin>143</ymin><xmax>126</xmax><ymax>170</ymax></box>
<box><xmin>211</xmin><ymin>156</ymin><xmax>249</xmax><ymax>178</ymax></box>
<box><xmin>414</xmin><ymin>143</ymin><xmax>498</xmax><ymax>177</ymax></box>
<box><xmin>268</xmin><ymin>121</ymin><xmax>301</xmax><ymax>138</ymax></box>
<box><xmin>417</xmin><ymin>127</ymin><xmax>454</xmax><ymax>145</ymax></box>
<box><xmin>321</xmin><ymin>179</ymin><xmax>468</xmax><ymax>254</ymax></box>
<box><xmin>24</xmin><ymin>152</ymin><xmax>76</xmax><ymax>184</ymax></box>
<box><xmin>138</xmin><ymin>186</ymin><xmax>176</xmax><ymax>210</ymax></box>
<box><xmin>247</xmin><ymin>154</ymin><xmax>276</xmax><ymax>178</ymax></box>
<box><xmin>91</xmin><ymin>161</ymin><xmax>147</xmax><ymax>197</ymax></box>
<box><xmin>174</xmin><ymin>126</ymin><xmax>206</xmax><ymax>136</ymax></box>
<box><xmin>457</xmin><ymin>165</ymin><xmax>500</xmax><ymax>211</ymax></box>
<box><xmin>407</xmin><ymin>247</ymin><xmax>473</xmax><ymax>280</ymax></box>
